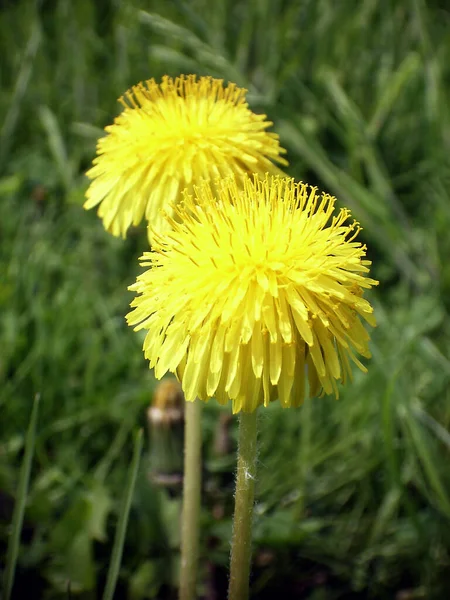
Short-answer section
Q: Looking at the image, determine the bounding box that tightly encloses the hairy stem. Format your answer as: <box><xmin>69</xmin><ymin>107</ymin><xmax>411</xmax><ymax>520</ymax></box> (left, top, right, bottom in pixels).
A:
<box><xmin>228</xmin><ymin>410</ymin><xmax>258</xmax><ymax>600</ymax></box>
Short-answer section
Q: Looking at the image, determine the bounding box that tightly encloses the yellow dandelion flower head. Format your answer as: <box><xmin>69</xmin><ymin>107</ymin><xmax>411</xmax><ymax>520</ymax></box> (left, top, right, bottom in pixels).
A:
<box><xmin>127</xmin><ymin>175</ymin><xmax>378</xmax><ymax>414</ymax></box>
<box><xmin>84</xmin><ymin>74</ymin><xmax>288</xmax><ymax>240</ymax></box>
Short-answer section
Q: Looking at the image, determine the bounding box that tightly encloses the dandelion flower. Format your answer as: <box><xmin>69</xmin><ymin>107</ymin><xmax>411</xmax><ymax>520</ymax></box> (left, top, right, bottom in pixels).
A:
<box><xmin>127</xmin><ymin>175</ymin><xmax>378</xmax><ymax>413</ymax></box>
<box><xmin>84</xmin><ymin>75</ymin><xmax>287</xmax><ymax>240</ymax></box>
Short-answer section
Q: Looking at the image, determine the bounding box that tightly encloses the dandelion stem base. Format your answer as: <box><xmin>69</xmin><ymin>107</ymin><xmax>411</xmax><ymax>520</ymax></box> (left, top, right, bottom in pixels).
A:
<box><xmin>228</xmin><ymin>410</ymin><xmax>258</xmax><ymax>600</ymax></box>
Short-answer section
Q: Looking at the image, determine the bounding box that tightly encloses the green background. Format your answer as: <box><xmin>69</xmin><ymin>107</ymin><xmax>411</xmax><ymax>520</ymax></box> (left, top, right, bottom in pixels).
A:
<box><xmin>1</xmin><ymin>0</ymin><xmax>450</xmax><ymax>598</ymax></box>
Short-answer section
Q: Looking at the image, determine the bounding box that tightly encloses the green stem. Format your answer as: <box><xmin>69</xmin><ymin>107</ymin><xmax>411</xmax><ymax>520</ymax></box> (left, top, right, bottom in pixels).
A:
<box><xmin>179</xmin><ymin>399</ymin><xmax>203</xmax><ymax>600</ymax></box>
<box><xmin>228</xmin><ymin>410</ymin><xmax>258</xmax><ymax>600</ymax></box>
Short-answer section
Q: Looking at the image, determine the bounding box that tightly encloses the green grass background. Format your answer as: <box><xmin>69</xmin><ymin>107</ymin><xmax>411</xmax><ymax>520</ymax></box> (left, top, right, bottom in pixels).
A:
<box><xmin>1</xmin><ymin>0</ymin><xmax>450</xmax><ymax>598</ymax></box>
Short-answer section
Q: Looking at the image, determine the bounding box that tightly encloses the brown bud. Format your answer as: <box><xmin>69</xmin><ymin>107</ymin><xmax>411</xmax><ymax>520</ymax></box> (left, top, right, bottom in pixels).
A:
<box><xmin>147</xmin><ymin>378</ymin><xmax>185</xmax><ymax>427</ymax></box>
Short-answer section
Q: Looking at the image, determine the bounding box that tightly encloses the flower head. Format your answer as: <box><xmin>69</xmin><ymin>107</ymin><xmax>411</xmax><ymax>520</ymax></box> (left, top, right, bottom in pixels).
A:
<box><xmin>84</xmin><ymin>75</ymin><xmax>287</xmax><ymax>240</ymax></box>
<box><xmin>127</xmin><ymin>175</ymin><xmax>378</xmax><ymax>413</ymax></box>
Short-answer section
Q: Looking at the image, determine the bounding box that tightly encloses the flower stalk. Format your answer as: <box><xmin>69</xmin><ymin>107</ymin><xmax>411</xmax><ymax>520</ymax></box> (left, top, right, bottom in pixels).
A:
<box><xmin>179</xmin><ymin>399</ymin><xmax>203</xmax><ymax>600</ymax></box>
<box><xmin>228</xmin><ymin>410</ymin><xmax>258</xmax><ymax>600</ymax></box>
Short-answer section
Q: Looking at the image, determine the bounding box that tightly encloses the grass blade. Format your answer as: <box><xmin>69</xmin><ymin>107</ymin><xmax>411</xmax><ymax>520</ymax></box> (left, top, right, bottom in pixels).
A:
<box><xmin>412</xmin><ymin>403</ymin><xmax>450</xmax><ymax>451</ymax></box>
<box><xmin>401</xmin><ymin>405</ymin><xmax>450</xmax><ymax>518</ymax></box>
<box><xmin>102</xmin><ymin>429</ymin><xmax>143</xmax><ymax>600</ymax></box>
<box><xmin>0</xmin><ymin>23</ymin><xmax>41</xmax><ymax>171</ymax></box>
<box><xmin>2</xmin><ymin>393</ymin><xmax>40</xmax><ymax>600</ymax></box>
<box><xmin>367</xmin><ymin>53</ymin><xmax>421</xmax><ymax>139</ymax></box>
<box><xmin>39</xmin><ymin>106</ymin><xmax>73</xmax><ymax>192</ymax></box>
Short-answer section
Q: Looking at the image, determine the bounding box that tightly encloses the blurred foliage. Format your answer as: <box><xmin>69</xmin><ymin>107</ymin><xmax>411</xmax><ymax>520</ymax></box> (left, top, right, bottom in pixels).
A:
<box><xmin>1</xmin><ymin>0</ymin><xmax>450</xmax><ymax>598</ymax></box>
